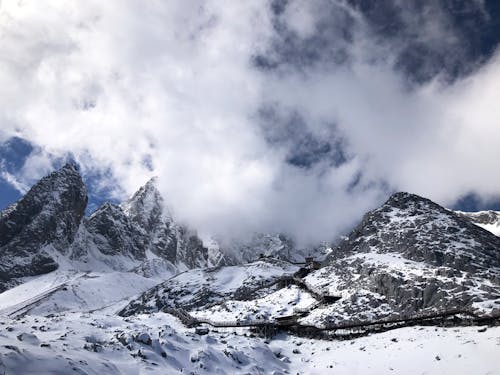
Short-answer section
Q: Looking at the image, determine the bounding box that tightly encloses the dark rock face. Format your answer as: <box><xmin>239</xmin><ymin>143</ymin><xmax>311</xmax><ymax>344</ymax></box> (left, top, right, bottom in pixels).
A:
<box><xmin>329</xmin><ymin>192</ymin><xmax>500</xmax><ymax>273</ymax></box>
<box><xmin>0</xmin><ymin>165</ymin><xmax>225</xmax><ymax>291</ymax></box>
<box><xmin>120</xmin><ymin>179</ymin><xmax>186</xmax><ymax>265</ymax></box>
<box><xmin>118</xmin><ymin>178</ymin><xmax>214</xmax><ymax>268</ymax></box>
<box><xmin>0</xmin><ymin>164</ymin><xmax>87</xmax><ymax>291</ymax></box>
<box><xmin>68</xmin><ymin>177</ymin><xmax>220</xmax><ymax>270</ymax></box>
<box><xmin>84</xmin><ymin>202</ymin><xmax>147</xmax><ymax>259</ymax></box>
<box><xmin>311</xmin><ymin>192</ymin><xmax>500</xmax><ymax>323</ymax></box>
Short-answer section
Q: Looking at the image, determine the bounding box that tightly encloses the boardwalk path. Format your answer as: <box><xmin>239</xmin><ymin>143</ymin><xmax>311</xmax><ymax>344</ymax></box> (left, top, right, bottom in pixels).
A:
<box><xmin>163</xmin><ymin>306</ymin><xmax>500</xmax><ymax>338</ymax></box>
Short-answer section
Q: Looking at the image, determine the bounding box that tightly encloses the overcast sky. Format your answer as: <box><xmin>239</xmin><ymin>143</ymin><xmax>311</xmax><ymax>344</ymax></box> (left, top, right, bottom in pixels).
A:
<box><xmin>1</xmin><ymin>0</ymin><xmax>500</xmax><ymax>245</ymax></box>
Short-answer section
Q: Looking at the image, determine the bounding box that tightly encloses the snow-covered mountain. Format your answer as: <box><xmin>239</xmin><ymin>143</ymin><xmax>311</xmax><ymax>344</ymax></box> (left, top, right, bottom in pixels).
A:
<box><xmin>0</xmin><ymin>164</ymin><xmax>232</xmax><ymax>291</ymax></box>
<box><xmin>302</xmin><ymin>192</ymin><xmax>500</xmax><ymax>325</ymax></box>
<box><xmin>0</xmin><ymin>164</ymin><xmax>87</xmax><ymax>292</ymax></box>
<box><xmin>68</xmin><ymin>176</ymin><xmax>226</xmax><ymax>273</ymax></box>
<box><xmin>121</xmin><ymin>192</ymin><xmax>499</xmax><ymax>324</ymax></box>
<box><xmin>0</xmin><ymin>165</ymin><xmax>316</xmax><ymax>291</ymax></box>
<box><xmin>0</xmin><ymin>167</ymin><xmax>499</xmax><ymax>374</ymax></box>
<box><xmin>221</xmin><ymin>232</ymin><xmax>329</xmax><ymax>264</ymax></box>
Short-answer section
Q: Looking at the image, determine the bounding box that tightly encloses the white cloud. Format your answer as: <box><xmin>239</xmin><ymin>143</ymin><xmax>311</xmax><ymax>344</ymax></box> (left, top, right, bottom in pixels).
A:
<box><xmin>0</xmin><ymin>0</ymin><xmax>499</xmax><ymax>246</ymax></box>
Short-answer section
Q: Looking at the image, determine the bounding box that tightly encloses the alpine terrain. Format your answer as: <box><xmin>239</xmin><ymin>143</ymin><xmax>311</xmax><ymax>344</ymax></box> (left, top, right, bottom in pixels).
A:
<box><xmin>0</xmin><ymin>165</ymin><xmax>498</xmax><ymax>374</ymax></box>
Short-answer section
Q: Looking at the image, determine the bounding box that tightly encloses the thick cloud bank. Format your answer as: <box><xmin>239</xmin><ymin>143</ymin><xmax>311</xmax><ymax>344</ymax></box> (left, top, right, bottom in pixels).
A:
<box><xmin>0</xmin><ymin>0</ymin><xmax>499</xmax><ymax>245</ymax></box>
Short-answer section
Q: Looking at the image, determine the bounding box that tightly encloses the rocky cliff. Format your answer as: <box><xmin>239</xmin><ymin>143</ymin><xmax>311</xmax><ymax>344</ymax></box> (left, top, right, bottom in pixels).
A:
<box><xmin>0</xmin><ymin>164</ymin><xmax>87</xmax><ymax>291</ymax></box>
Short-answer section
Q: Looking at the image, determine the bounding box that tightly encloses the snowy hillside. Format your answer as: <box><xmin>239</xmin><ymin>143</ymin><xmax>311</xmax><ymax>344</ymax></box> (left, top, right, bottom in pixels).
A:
<box><xmin>119</xmin><ymin>259</ymin><xmax>299</xmax><ymax>316</ymax></box>
<box><xmin>456</xmin><ymin>210</ymin><xmax>500</xmax><ymax>236</ymax></box>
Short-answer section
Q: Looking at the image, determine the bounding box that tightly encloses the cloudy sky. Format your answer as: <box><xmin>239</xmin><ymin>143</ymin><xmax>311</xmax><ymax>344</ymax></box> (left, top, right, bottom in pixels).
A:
<box><xmin>1</xmin><ymin>0</ymin><xmax>500</xmax><ymax>245</ymax></box>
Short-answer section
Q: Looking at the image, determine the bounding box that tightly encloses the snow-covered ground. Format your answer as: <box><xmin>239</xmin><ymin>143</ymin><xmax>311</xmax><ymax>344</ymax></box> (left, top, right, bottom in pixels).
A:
<box><xmin>0</xmin><ymin>261</ymin><xmax>498</xmax><ymax>374</ymax></box>
<box><xmin>475</xmin><ymin>222</ymin><xmax>500</xmax><ymax>236</ymax></box>
<box><xmin>0</xmin><ymin>310</ymin><xmax>498</xmax><ymax>374</ymax></box>
<box><xmin>0</xmin><ymin>270</ymin><xmax>159</xmax><ymax>318</ymax></box>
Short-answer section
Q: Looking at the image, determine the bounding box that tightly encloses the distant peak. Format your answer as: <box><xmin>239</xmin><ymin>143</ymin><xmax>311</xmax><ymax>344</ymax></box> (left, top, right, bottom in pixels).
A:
<box><xmin>132</xmin><ymin>177</ymin><xmax>161</xmax><ymax>201</ymax></box>
<box><xmin>145</xmin><ymin>176</ymin><xmax>158</xmax><ymax>186</ymax></box>
<box><xmin>386</xmin><ymin>191</ymin><xmax>427</xmax><ymax>203</ymax></box>
<box><xmin>60</xmin><ymin>162</ymin><xmax>80</xmax><ymax>173</ymax></box>
<box><xmin>120</xmin><ymin>176</ymin><xmax>168</xmax><ymax>223</ymax></box>
<box><xmin>383</xmin><ymin>191</ymin><xmax>441</xmax><ymax>211</ymax></box>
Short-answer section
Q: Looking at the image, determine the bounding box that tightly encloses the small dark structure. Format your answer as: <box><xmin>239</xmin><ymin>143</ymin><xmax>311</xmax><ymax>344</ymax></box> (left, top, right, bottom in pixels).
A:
<box><xmin>305</xmin><ymin>257</ymin><xmax>321</xmax><ymax>270</ymax></box>
<box><xmin>322</xmin><ymin>295</ymin><xmax>342</xmax><ymax>303</ymax></box>
<box><xmin>277</xmin><ymin>276</ymin><xmax>294</xmax><ymax>289</ymax></box>
<box><xmin>252</xmin><ymin>324</ymin><xmax>277</xmax><ymax>338</ymax></box>
<box><xmin>275</xmin><ymin>315</ymin><xmax>298</xmax><ymax>326</ymax></box>
<box><xmin>195</xmin><ymin>327</ymin><xmax>209</xmax><ymax>335</ymax></box>
<box><xmin>294</xmin><ymin>267</ymin><xmax>311</xmax><ymax>278</ymax></box>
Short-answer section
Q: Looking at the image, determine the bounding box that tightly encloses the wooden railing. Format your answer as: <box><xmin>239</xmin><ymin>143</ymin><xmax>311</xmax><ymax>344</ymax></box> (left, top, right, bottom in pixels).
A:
<box><xmin>163</xmin><ymin>306</ymin><xmax>500</xmax><ymax>336</ymax></box>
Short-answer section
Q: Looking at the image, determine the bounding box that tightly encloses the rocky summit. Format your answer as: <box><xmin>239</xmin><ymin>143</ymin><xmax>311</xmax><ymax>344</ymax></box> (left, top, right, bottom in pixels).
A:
<box><xmin>307</xmin><ymin>192</ymin><xmax>500</xmax><ymax>325</ymax></box>
<box><xmin>0</xmin><ymin>164</ymin><xmax>87</xmax><ymax>291</ymax></box>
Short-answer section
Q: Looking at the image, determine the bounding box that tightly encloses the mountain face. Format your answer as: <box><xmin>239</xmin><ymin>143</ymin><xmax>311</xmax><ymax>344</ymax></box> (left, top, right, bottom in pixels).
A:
<box><xmin>0</xmin><ymin>164</ymin><xmax>87</xmax><ymax>291</ymax></box>
<box><xmin>0</xmin><ymin>165</ymin><xmax>230</xmax><ymax>290</ymax></box>
<box><xmin>328</xmin><ymin>192</ymin><xmax>500</xmax><ymax>273</ymax></box>
<box><xmin>304</xmin><ymin>192</ymin><xmax>500</xmax><ymax>324</ymax></box>
<box><xmin>71</xmin><ymin>177</ymin><xmax>224</xmax><ymax>269</ymax></box>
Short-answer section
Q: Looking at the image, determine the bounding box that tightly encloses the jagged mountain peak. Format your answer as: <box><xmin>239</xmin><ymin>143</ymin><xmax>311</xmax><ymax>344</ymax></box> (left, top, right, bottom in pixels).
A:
<box><xmin>385</xmin><ymin>191</ymin><xmax>436</xmax><ymax>207</ymax></box>
<box><xmin>0</xmin><ymin>163</ymin><xmax>88</xmax><ymax>291</ymax></box>
<box><xmin>120</xmin><ymin>177</ymin><xmax>172</xmax><ymax>229</ymax></box>
<box><xmin>0</xmin><ymin>163</ymin><xmax>88</xmax><ymax>247</ymax></box>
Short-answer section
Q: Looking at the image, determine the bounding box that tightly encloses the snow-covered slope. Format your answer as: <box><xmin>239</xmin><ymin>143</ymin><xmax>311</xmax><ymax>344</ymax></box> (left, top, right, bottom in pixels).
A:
<box><xmin>0</xmin><ymin>268</ymin><xmax>165</xmax><ymax>319</ymax></box>
<box><xmin>456</xmin><ymin>210</ymin><xmax>500</xmax><ymax>236</ymax></box>
<box><xmin>120</xmin><ymin>259</ymin><xmax>299</xmax><ymax>315</ymax></box>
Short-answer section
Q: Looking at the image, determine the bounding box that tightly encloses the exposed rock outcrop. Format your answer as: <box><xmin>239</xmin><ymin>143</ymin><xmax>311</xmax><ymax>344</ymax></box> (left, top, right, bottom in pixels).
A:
<box><xmin>0</xmin><ymin>164</ymin><xmax>87</xmax><ymax>291</ymax></box>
